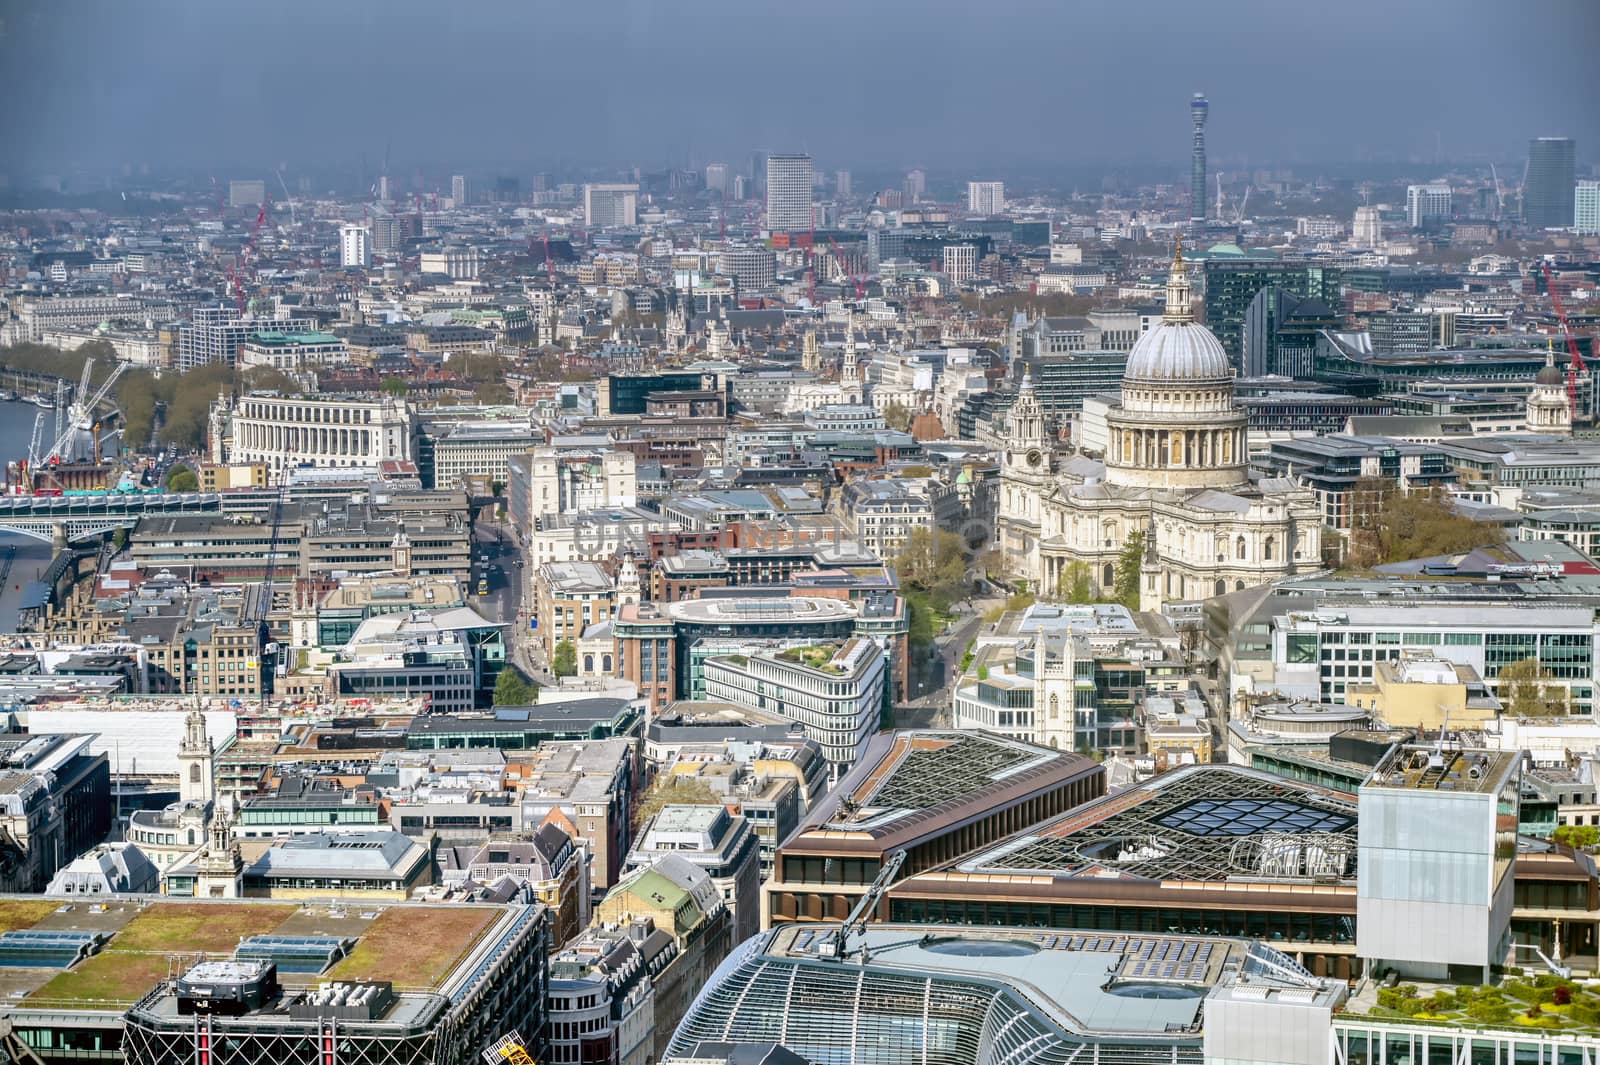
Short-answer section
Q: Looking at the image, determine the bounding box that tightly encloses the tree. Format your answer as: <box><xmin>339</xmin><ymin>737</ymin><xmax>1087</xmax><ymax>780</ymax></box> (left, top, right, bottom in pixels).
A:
<box><xmin>1553</xmin><ymin>824</ymin><xmax>1600</xmax><ymax>851</ymax></box>
<box><xmin>1345</xmin><ymin>477</ymin><xmax>1505</xmax><ymax>569</ymax></box>
<box><xmin>493</xmin><ymin>668</ymin><xmax>535</xmax><ymax>707</ymax></box>
<box><xmin>165</xmin><ymin>464</ymin><xmax>198</xmax><ymax>493</ymax></box>
<box><xmin>632</xmin><ymin>775</ymin><xmax>722</xmax><ymax>831</ymax></box>
<box><xmin>552</xmin><ymin>640</ymin><xmax>577</xmax><ymax>678</ymax></box>
<box><xmin>1058</xmin><ymin>562</ymin><xmax>1094</xmax><ymax>604</ymax></box>
<box><xmin>380</xmin><ymin>377</ymin><xmax>409</xmax><ymax>397</ymax></box>
<box><xmin>882</xmin><ymin>402</ymin><xmax>913</xmax><ymax>432</ymax></box>
<box><xmin>1498</xmin><ymin>657</ymin><xmax>1570</xmax><ymax>718</ymax></box>
<box><xmin>892</xmin><ymin>527</ymin><xmax>968</xmax><ymax>609</ymax></box>
<box><xmin>1113</xmin><ymin>530</ymin><xmax>1143</xmax><ymax>610</ymax></box>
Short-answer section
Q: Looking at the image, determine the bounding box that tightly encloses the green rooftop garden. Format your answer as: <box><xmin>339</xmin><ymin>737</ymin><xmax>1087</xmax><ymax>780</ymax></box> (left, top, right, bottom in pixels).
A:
<box><xmin>0</xmin><ymin>899</ymin><xmax>60</xmax><ymax>934</ymax></box>
<box><xmin>1352</xmin><ymin>975</ymin><xmax>1600</xmax><ymax>1037</ymax></box>
<box><xmin>29</xmin><ymin>903</ymin><xmax>295</xmax><ymax>1009</ymax></box>
<box><xmin>777</xmin><ymin>645</ymin><xmax>844</xmax><ymax>674</ymax></box>
<box><xmin>326</xmin><ymin>906</ymin><xmax>495</xmax><ymax>991</ymax></box>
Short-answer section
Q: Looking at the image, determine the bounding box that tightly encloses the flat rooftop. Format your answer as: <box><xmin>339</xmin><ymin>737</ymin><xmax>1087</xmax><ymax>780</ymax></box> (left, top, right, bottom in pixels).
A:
<box><xmin>1365</xmin><ymin>745</ymin><xmax>1519</xmax><ymax>796</ymax></box>
<box><xmin>663</xmin><ymin>596</ymin><xmax>858</xmax><ymax>625</ymax></box>
<box><xmin>941</xmin><ymin>764</ymin><xmax>1359</xmax><ymax>886</ymax></box>
<box><xmin>783</xmin><ymin>731</ymin><xmax>1099</xmax><ymax>854</ymax></box>
<box><xmin>0</xmin><ymin>897</ymin><xmax>514</xmax><ymax>1012</ymax></box>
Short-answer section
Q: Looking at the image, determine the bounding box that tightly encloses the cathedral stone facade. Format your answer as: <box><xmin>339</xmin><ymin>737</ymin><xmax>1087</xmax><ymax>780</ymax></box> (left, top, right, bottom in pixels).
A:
<box><xmin>998</xmin><ymin>247</ymin><xmax>1322</xmax><ymax>610</ymax></box>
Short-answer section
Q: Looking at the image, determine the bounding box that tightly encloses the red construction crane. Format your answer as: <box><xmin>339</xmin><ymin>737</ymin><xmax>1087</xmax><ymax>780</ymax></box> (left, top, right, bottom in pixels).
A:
<box><xmin>1544</xmin><ymin>262</ymin><xmax>1588</xmax><ymax>422</ymax></box>
<box><xmin>827</xmin><ymin>236</ymin><xmax>866</xmax><ymax>299</ymax></box>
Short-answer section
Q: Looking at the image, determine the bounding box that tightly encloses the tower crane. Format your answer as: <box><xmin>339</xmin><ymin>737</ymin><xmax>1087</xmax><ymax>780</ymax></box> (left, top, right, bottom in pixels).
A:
<box><xmin>43</xmin><ymin>358</ymin><xmax>127</xmax><ymax>464</ymax></box>
<box><xmin>827</xmin><ymin>236</ymin><xmax>867</xmax><ymax>298</ymax></box>
<box><xmin>1543</xmin><ymin>262</ymin><xmax>1588</xmax><ymax>423</ymax></box>
<box><xmin>274</xmin><ymin>169</ymin><xmax>297</xmax><ymax>227</ymax></box>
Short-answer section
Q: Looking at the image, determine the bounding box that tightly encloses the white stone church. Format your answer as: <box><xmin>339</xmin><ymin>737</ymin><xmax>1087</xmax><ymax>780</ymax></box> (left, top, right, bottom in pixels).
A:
<box><xmin>997</xmin><ymin>248</ymin><xmax>1323</xmax><ymax>610</ymax></box>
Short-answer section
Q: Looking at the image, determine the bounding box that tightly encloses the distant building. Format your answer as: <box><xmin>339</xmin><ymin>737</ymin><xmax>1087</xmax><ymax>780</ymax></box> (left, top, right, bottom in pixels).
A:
<box><xmin>1352</xmin><ymin>205</ymin><xmax>1383</xmax><ymax>246</ymax></box>
<box><xmin>451</xmin><ymin>173</ymin><xmax>468</xmax><ymax>205</ymax></box>
<box><xmin>834</xmin><ymin>169</ymin><xmax>852</xmax><ymax>197</ymax></box>
<box><xmin>228</xmin><ymin>179</ymin><xmax>266</xmax><ymax>207</ymax></box>
<box><xmin>1190</xmin><ymin>92</ymin><xmax>1209</xmax><ymax>222</ymax></box>
<box><xmin>584</xmin><ymin>184</ymin><xmax>639</xmax><ymax>228</ymax></box>
<box><xmin>941</xmin><ymin>243</ymin><xmax>977</xmax><ymax>285</ymax></box>
<box><xmin>1202</xmin><ymin>256</ymin><xmax>1344</xmax><ymax>365</ymax></box>
<box><xmin>965</xmin><ymin>180</ymin><xmax>1004</xmax><ymax>215</ymax></box>
<box><xmin>340</xmin><ymin>224</ymin><xmax>371</xmax><ymax>268</ymax></box>
<box><xmin>703</xmin><ymin>162</ymin><xmax>729</xmax><ymax>194</ymax></box>
<box><xmin>0</xmin><ymin>732</ymin><xmax>112</xmax><ymax>893</ymax></box>
<box><xmin>1404</xmin><ymin>183</ymin><xmax>1452</xmax><ymax>228</ymax></box>
<box><xmin>1525</xmin><ymin>137</ymin><xmax>1577</xmax><ymax>228</ymax></box>
<box><xmin>765</xmin><ymin>154</ymin><xmax>814</xmax><ymax>233</ymax></box>
<box><xmin>1575</xmin><ymin>179</ymin><xmax>1600</xmax><ymax>236</ymax></box>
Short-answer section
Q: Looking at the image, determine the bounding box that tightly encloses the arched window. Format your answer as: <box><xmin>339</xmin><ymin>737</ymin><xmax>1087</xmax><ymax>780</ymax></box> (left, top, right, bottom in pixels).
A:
<box><xmin>583</xmin><ymin>654</ymin><xmax>594</xmax><ymax>673</ymax></box>
<box><xmin>190</xmin><ymin>764</ymin><xmax>202</xmax><ymax>784</ymax></box>
<box><xmin>1236</xmin><ymin>580</ymin><xmax>1246</xmax><ymax>591</ymax></box>
<box><xmin>1236</xmin><ymin>536</ymin><xmax>1247</xmax><ymax>560</ymax></box>
<box><xmin>1264</xmin><ymin>536</ymin><xmax>1275</xmax><ymax>561</ymax></box>
<box><xmin>602</xmin><ymin>653</ymin><xmax>613</xmax><ymax>673</ymax></box>
<box><xmin>1103</xmin><ymin>563</ymin><xmax>1115</xmax><ymax>588</ymax></box>
<box><xmin>1214</xmin><ymin>579</ymin><xmax>1226</xmax><ymax>597</ymax></box>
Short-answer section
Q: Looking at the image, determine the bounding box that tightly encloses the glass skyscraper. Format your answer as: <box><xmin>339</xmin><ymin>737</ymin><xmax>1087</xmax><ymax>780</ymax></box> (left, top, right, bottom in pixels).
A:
<box><xmin>1524</xmin><ymin>137</ymin><xmax>1576</xmax><ymax>228</ymax></box>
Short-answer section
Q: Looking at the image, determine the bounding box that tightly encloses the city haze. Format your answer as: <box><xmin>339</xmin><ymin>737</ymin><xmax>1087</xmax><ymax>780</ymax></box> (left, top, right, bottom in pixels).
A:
<box><xmin>2</xmin><ymin>0</ymin><xmax>1598</xmax><ymax>180</ymax></box>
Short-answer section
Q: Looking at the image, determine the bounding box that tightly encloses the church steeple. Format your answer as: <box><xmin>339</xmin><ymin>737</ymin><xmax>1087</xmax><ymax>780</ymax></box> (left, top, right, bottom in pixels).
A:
<box><xmin>1164</xmin><ymin>234</ymin><xmax>1194</xmax><ymax>324</ymax></box>
<box><xmin>1012</xmin><ymin>368</ymin><xmax>1046</xmax><ymax>449</ymax></box>
<box><xmin>178</xmin><ymin>709</ymin><xmax>213</xmax><ymax>805</ymax></box>
<box><xmin>842</xmin><ymin>312</ymin><xmax>859</xmax><ymax>381</ymax></box>
<box><xmin>802</xmin><ymin>329</ymin><xmax>821</xmax><ymax>374</ymax></box>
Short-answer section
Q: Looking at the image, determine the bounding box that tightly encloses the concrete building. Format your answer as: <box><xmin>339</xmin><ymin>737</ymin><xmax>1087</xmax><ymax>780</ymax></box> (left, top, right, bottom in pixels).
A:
<box><xmin>765</xmin><ymin>154</ymin><xmax>814</xmax><ymax>234</ymax></box>
<box><xmin>340</xmin><ymin>224</ymin><xmax>371</xmax><ymax>268</ymax></box>
<box><xmin>533</xmin><ymin>561</ymin><xmax>616</xmax><ymax>660</ymax></box>
<box><xmin>228</xmin><ymin>179</ymin><xmax>266</xmax><ymax>206</ymax></box>
<box><xmin>429</xmin><ymin>420</ymin><xmax>538</xmax><ymax>490</ymax></box>
<box><xmin>940</xmin><ymin>243</ymin><xmax>977</xmax><ymax>285</ymax></box>
<box><xmin>1189</xmin><ymin>92</ymin><xmax>1208</xmax><ymax>222</ymax></box>
<box><xmin>702</xmin><ymin>638</ymin><xmax>886</xmax><ymax>777</ymax></box>
<box><xmin>215</xmin><ymin>392</ymin><xmax>416</xmax><ymax>473</ymax></box>
<box><xmin>236</xmin><ymin>330</ymin><xmax>348</xmax><ymax>373</ymax></box>
<box><xmin>0</xmin><ymin>731</ymin><xmax>112</xmax><ymax>893</ymax></box>
<box><xmin>1405</xmin><ymin>183</ymin><xmax>1452</xmax><ymax>228</ymax></box>
<box><xmin>585</xmin><ymin>184</ymin><xmax>639</xmax><ymax>228</ymax></box>
<box><xmin>1575</xmin><ymin>179</ymin><xmax>1600</xmax><ymax>236</ymax></box>
<box><xmin>965</xmin><ymin>180</ymin><xmax>1004</xmax><ymax>215</ymax></box>
<box><xmin>625</xmin><ymin>804</ymin><xmax>762</xmax><ymax>944</ymax></box>
<box><xmin>716</xmin><ymin>244</ymin><xmax>777</xmax><ymax>291</ymax></box>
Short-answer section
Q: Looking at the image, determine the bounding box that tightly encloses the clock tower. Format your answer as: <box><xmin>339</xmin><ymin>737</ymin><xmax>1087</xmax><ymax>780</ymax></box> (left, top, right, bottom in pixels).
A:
<box><xmin>998</xmin><ymin>370</ymin><xmax>1052</xmax><ymax>584</ymax></box>
<box><xmin>1005</xmin><ymin>369</ymin><xmax>1050</xmax><ymax>476</ymax></box>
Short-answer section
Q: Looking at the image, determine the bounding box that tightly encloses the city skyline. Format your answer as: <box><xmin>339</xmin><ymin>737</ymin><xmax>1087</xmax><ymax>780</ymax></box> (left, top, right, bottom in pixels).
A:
<box><xmin>2</xmin><ymin>0</ymin><xmax>1598</xmax><ymax>178</ymax></box>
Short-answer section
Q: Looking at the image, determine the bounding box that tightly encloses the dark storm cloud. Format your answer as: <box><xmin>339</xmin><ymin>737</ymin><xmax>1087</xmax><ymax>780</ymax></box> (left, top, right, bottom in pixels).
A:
<box><xmin>1</xmin><ymin>0</ymin><xmax>1596</xmax><ymax>176</ymax></box>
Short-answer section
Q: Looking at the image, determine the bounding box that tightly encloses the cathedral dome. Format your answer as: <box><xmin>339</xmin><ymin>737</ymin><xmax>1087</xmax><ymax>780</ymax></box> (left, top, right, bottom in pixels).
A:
<box><xmin>1123</xmin><ymin>320</ymin><xmax>1231</xmax><ymax>382</ymax></box>
<box><xmin>1536</xmin><ymin>358</ymin><xmax>1564</xmax><ymax>386</ymax></box>
<box><xmin>1123</xmin><ymin>242</ymin><xmax>1232</xmax><ymax>383</ymax></box>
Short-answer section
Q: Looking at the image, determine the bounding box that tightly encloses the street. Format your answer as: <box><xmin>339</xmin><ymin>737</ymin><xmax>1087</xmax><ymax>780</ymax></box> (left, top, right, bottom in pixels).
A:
<box><xmin>472</xmin><ymin>519</ymin><xmax>547</xmax><ymax>685</ymax></box>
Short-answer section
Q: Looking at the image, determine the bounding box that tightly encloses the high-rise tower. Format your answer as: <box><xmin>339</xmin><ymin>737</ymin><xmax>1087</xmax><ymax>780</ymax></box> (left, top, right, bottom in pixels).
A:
<box><xmin>1190</xmin><ymin>93</ymin><xmax>1209</xmax><ymax>223</ymax></box>
<box><xmin>1525</xmin><ymin>137</ymin><xmax>1577</xmax><ymax>229</ymax></box>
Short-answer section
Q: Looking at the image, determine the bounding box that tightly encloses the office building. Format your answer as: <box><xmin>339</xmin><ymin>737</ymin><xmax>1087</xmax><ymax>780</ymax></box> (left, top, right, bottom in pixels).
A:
<box><xmin>903</xmin><ymin>168</ymin><xmax>926</xmax><ymax>203</ymax></box>
<box><xmin>0</xmin><ymin>732</ymin><xmax>112</xmax><ymax>892</ymax></box>
<box><xmin>765</xmin><ymin>154</ymin><xmax>814</xmax><ymax>233</ymax></box>
<box><xmin>2</xmin><ymin>899</ymin><xmax>548</xmax><ymax>1065</ymax></box>
<box><xmin>1358</xmin><ymin>744</ymin><xmax>1520</xmax><ymax>982</ymax></box>
<box><xmin>228</xmin><ymin>179</ymin><xmax>266</xmax><ymax>207</ymax></box>
<box><xmin>1242</xmin><ymin>286</ymin><xmax>1341</xmax><ymax>378</ymax></box>
<box><xmin>1525</xmin><ymin>137</ymin><xmax>1577</xmax><ymax>228</ymax></box>
<box><xmin>940</xmin><ymin>243</ymin><xmax>977</xmax><ymax>285</ymax></box>
<box><xmin>340</xmin><ymin>224</ymin><xmax>371</xmax><ymax>268</ymax></box>
<box><xmin>966</xmin><ymin>180</ymin><xmax>1004</xmax><ymax>215</ymax></box>
<box><xmin>716</xmin><ymin>244</ymin><xmax>777</xmax><ymax>291</ymax></box>
<box><xmin>667</xmin><ymin>924</ymin><xmax>1346</xmax><ymax>1065</ymax></box>
<box><xmin>1404</xmin><ymin>183</ymin><xmax>1452</xmax><ymax>228</ymax></box>
<box><xmin>450</xmin><ymin>173</ymin><xmax>468</xmax><ymax>205</ymax></box>
<box><xmin>703</xmin><ymin>162</ymin><xmax>729</xmax><ymax>195</ymax></box>
<box><xmin>1202</xmin><ymin>256</ymin><xmax>1344</xmax><ymax>365</ymax></box>
<box><xmin>1576</xmin><ymin>179</ymin><xmax>1600</xmax><ymax>236</ymax></box>
<box><xmin>834</xmin><ymin>169</ymin><xmax>851</xmax><ymax>197</ymax></box>
<box><xmin>702</xmin><ymin>638</ymin><xmax>886</xmax><ymax>776</ymax></box>
<box><xmin>625</xmin><ymin>804</ymin><xmax>762</xmax><ymax>943</ymax></box>
<box><xmin>584</xmin><ymin>184</ymin><xmax>639</xmax><ymax>228</ymax></box>
<box><xmin>766</xmin><ymin>730</ymin><xmax>1102</xmax><ymax>928</ymax></box>
<box><xmin>214</xmin><ymin>392</ymin><xmax>416</xmax><ymax>474</ymax></box>
<box><xmin>1190</xmin><ymin>92</ymin><xmax>1209</xmax><ymax>222</ymax></box>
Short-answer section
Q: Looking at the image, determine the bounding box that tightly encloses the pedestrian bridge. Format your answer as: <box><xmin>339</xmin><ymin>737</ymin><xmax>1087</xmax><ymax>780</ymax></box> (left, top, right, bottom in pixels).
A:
<box><xmin>0</xmin><ymin>493</ymin><xmax>224</xmax><ymax>545</ymax></box>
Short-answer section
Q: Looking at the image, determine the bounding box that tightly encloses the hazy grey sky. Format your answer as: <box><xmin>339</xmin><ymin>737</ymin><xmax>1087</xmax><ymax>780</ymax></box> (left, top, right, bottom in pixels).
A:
<box><xmin>2</xmin><ymin>0</ymin><xmax>1597</xmax><ymax>177</ymax></box>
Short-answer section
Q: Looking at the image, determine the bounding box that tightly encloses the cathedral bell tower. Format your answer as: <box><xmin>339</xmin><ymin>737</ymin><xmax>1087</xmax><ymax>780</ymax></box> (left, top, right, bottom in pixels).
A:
<box><xmin>1005</xmin><ymin>369</ymin><xmax>1050</xmax><ymax>477</ymax></box>
<box><xmin>178</xmin><ymin>709</ymin><xmax>213</xmax><ymax>805</ymax></box>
